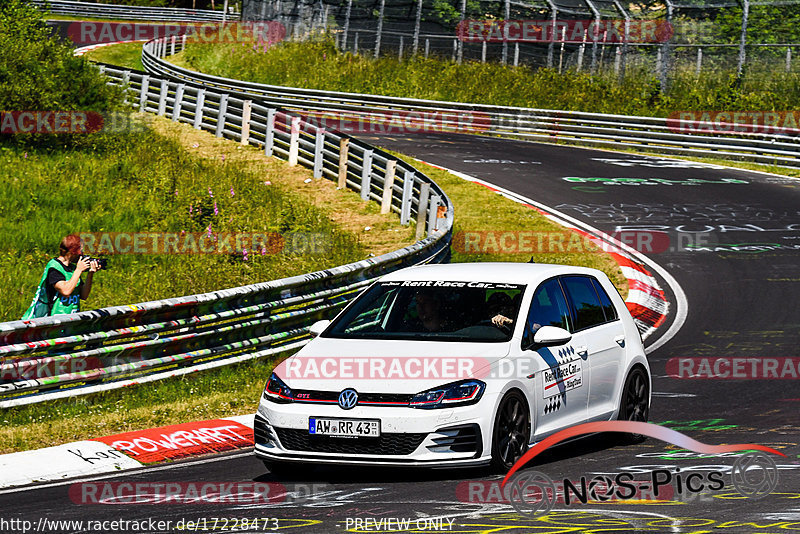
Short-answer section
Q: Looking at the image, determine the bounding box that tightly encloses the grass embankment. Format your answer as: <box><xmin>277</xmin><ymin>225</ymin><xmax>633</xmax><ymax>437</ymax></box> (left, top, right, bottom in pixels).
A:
<box><xmin>84</xmin><ymin>40</ymin><xmax>145</xmax><ymax>70</ymax></box>
<box><xmin>2</xmin><ymin>116</ymin><xmax>414</xmax><ymax>322</ymax></box>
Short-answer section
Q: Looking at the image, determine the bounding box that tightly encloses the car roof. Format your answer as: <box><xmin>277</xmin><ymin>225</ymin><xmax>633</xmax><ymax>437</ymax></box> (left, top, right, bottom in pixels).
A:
<box><xmin>379</xmin><ymin>262</ymin><xmax>606</xmax><ymax>285</ymax></box>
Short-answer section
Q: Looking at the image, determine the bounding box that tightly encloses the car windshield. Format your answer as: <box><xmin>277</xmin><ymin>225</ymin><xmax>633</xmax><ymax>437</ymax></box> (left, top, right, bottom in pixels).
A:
<box><xmin>325</xmin><ymin>281</ymin><xmax>526</xmax><ymax>342</ymax></box>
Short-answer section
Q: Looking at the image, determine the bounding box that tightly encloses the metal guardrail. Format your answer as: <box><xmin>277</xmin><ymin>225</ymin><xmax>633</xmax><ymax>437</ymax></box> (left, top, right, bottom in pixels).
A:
<box><xmin>0</xmin><ymin>63</ymin><xmax>453</xmax><ymax>408</ymax></box>
<box><xmin>31</xmin><ymin>0</ymin><xmax>237</xmax><ymax>22</ymax></box>
<box><xmin>143</xmin><ymin>34</ymin><xmax>800</xmax><ymax>168</ymax></box>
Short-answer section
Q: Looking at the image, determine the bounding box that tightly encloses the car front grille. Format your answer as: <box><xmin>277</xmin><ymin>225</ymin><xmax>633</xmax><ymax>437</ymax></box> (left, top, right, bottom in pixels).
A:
<box><xmin>274</xmin><ymin>428</ymin><xmax>427</xmax><ymax>455</ymax></box>
<box><xmin>288</xmin><ymin>390</ymin><xmax>415</xmax><ymax>407</ymax></box>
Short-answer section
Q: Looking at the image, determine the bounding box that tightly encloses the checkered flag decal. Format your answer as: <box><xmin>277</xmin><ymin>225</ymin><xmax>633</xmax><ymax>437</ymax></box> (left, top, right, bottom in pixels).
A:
<box><xmin>543</xmin><ymin>396</ymin><xmax>562</xmax><ymax>414</ymax></box>
<box><xmin>556</xmin><ymin>346</ymin><xmax>575</xmax><ymax>363</ymax></box>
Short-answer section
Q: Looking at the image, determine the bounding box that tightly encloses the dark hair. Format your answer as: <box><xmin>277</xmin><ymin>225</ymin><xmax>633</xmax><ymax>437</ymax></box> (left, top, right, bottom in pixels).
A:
<box><xmin>59</xmin><ymin>234</ymin><xmax>82</xmax><ymax>256</ymax></box>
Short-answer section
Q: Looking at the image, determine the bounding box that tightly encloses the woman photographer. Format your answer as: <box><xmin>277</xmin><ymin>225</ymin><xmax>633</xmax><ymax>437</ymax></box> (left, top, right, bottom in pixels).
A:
<box><xmin>22</xmin><ymin>234</ymin><xmax>102</xmax><ymax>318</ymax></box>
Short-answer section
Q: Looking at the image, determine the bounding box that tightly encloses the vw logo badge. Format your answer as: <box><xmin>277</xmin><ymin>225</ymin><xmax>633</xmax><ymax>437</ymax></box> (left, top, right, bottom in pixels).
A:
<box><xmin>338</xmin><ymin>389</ymin><xmax>358</xmax><ymax>410</ymax></box>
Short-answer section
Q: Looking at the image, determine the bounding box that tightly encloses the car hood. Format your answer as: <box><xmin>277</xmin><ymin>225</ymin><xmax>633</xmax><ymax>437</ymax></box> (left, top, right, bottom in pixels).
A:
<box><xmin>274</xmin><ymin>337</ymin><xmax>511</xmax><ymax>394</ymax></box>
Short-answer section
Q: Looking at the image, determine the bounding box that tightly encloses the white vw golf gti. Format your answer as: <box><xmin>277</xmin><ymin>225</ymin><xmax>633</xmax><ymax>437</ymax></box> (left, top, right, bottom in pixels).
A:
<box><xmin>255</xmin><ymin>262</ymin><xmax>650</xmax><ymax>473</ymax></box>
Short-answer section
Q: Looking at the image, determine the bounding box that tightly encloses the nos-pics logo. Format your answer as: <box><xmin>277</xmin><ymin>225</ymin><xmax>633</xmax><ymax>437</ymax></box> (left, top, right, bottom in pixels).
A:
<box><xmin>501</xmin><ymin>421</ymin><xmax>782</xmax><ymax>518</ymax></box>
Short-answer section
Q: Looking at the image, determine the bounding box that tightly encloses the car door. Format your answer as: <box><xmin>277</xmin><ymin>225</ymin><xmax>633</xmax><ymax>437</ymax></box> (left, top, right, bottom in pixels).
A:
<box><xmin>522</xmin><ymin>278</ymin><xmax>590</xmax><ymax>440</ymax></box>
<box><xmin>560</xmin><ymin>275</ymin><xmax>625</xmax><ymax>421</ymax></box>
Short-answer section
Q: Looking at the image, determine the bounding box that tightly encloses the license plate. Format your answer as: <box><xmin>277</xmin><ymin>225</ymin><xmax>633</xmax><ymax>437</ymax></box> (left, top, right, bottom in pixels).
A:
<box><xmin>308</xmin><ymin>417</ymin><xmax>380</xmax><ymax>437</ymax></box>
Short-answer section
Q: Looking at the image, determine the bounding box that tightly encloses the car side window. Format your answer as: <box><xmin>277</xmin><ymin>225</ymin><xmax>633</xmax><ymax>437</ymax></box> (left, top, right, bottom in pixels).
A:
<box><xmin>561</xmin><ymin>276</ymin><xmax>607</xmax><ymax>331</ymax></box>
<box><xmin>591</xmin><ymin>278</ymin><xmax>618</xmax><ymax>321</ymax></box>
<box><xmin>522</xmin><ymin>279</ymin><xmax>571</xmax><ymax>347</ymax></box>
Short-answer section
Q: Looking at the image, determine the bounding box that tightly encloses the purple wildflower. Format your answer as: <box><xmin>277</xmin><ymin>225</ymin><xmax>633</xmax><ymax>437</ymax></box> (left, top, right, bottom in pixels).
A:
<box><xmin>214</xmin><ymin>200</ymin><xmax>218</xmax><ymax>216</ymax></box>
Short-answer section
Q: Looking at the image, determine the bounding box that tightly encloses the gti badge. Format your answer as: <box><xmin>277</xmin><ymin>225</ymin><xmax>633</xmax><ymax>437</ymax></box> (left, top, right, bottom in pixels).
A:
<box><xmin>338</xmin><ymin>388</ymin><xmax>358</xmax><ymax>410</ymax></box>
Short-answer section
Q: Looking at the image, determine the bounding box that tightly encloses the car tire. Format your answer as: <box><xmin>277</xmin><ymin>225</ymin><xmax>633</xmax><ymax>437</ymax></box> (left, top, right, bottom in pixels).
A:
<box><xmin>490</xmin><ymin>390</ymin><xmax>531</xmax><ymax>473</ymax></box>
<box><xmin>617</xmin><ymin>366</ymin><xmax>650</xmax><ymax>443</ymax></box>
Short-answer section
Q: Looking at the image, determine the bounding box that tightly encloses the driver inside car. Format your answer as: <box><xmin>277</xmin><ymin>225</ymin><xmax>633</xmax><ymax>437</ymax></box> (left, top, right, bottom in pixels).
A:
<box><xmin>486</xmin><ymin>291</ymin><xmax>514</xmax><ymax>329</ymax></box>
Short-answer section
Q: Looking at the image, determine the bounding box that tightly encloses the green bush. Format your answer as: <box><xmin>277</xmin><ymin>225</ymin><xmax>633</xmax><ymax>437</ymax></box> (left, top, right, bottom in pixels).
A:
<box><xmin>0</xmin><ymin>0</ymin><xmax>123</xmax><ymax>112</ymax></box>
<box><xmin>0</xmin><ymin>0</ymin><xmax>126</xmax><ymax>147</ymax></box>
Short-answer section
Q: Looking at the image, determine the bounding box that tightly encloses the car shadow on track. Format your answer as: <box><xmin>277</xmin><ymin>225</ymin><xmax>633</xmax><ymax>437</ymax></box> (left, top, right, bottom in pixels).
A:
<box><xmin>253</xmin><ymin>433</ymin><xmax>645</xmax><ymax>484</ymax></box>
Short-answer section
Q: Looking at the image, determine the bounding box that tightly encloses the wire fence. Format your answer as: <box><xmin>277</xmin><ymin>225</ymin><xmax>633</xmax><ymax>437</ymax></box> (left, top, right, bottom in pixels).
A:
<box><xmin>241</xmin><ymin>0</ymin><xmax>800</xmax><ymax>82</ymax></box>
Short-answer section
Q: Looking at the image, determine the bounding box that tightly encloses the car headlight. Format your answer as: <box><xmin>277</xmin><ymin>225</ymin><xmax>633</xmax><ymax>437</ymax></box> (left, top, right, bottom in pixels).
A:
<box><xmin>263</xmin><ymin>373</ymin><xmax>293</xmax><ymax>403</ymax></box>
<box><xmin>409</xmin><ymin>379</ymin><xmax>486</xmax><ymax>409</ymax></box>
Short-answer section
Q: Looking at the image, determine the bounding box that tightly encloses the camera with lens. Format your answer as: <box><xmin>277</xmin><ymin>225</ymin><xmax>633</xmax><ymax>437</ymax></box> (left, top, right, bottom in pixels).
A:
<box><xmin>80</xmin><ymin>256</ymin><xmax>109</xmax><ymax>270</ymax></box>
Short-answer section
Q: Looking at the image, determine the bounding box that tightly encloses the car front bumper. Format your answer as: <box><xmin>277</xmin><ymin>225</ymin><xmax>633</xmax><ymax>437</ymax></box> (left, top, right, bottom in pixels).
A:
<box><xmin>254</xmin><ymin>395</ymin><xmax>498</xmax><ymax>467</ymax></box>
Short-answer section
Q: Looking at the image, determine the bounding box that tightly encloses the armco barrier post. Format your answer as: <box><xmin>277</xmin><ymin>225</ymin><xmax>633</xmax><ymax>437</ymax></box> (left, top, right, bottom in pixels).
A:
<box><xmin>427</xmin><ymin>194</ymin><xmax>441</xmax><ymax>236</ymax></box>
<box><xmin>400</xmin><ymin>170</ymin><xmax>414</xmax><ymax>225</ymax></box>
<box><xmin>265</xmin><ymin>108</ymin><xmax>276</xmax><ymax>157</ymax></box>
<box><xmin>194</xmin><ymin>89</ymin><xmax>206</xmax><ymax>129</ymax></box>
<box><xmin>139</xmin><ymin>75</ymin><xmax>150</xmax><ymax>112</ymax></box>
<box><xmin>170</xmin><ymin>35</ymin><xmax>176</xmax><ymax>56</ymax></box>
<box><xmin>121</xmin><ymin>70</ymin><xmax>130</xmax><ymax>105</ymax></box>
<box><xmin>360</xmin><ymin>149</ymin><xmax>373</xmax><ymax>200</ymax></box>
<box><xmin>157</xmin><ymin>79</ymin><xmax>169</xmax><ymax>116</ymax></box>
<box><xmin>313</xmin><ymin>128</ymin><xmax>325</xmax><ymax>178</ymax></box>
<box><xmin>415</xmin><ymin>182</ymin><xmax>430</xmax><ymax>240</ymax></box>
<box><xmin>381</xmin><ymin>160</ymin><xmax>397</xmax><ymax>214</ymax></box>
<box><xmin>338</xmin><ymin>138</ymin><xmax>350</xmax><ymax>188</ymax></box>
<box><xmin>289</xmin><ymin>117</ymin><xmax>301</xmax><ymax>166</ymax></box>
<box><xmin>241</xmin><ymin>100</ymin><xmax>252</xmax><ymax>145</ymax></box>
<box><xmin>172</xmin><ymin>83</ymin><xmax>185</xmax><ymax>121</ymax></box>
<box><xmin>215</xmin><ymin>94</ymin><xmax>229</xmax><ymax>137</ymax></box>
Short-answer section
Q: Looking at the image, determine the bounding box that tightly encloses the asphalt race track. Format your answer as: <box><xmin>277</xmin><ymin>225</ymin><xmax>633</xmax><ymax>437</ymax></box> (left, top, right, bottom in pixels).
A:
<box><xmin>2</xmin><ymin>128</ymin><xmax>799</xmax><ymax>533</ymax></box>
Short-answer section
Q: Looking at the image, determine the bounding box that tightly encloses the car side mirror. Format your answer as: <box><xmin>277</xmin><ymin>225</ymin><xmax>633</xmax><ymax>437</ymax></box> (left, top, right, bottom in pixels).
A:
<box><xmin>523</xmin><ymin>326</ymin><xmax>572</xmax><ymax>350</ymax></box>
<box><xmin>308</xmin><ymin>320</ymin><xmax>331</xmax><ymax>338</ymax></box>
